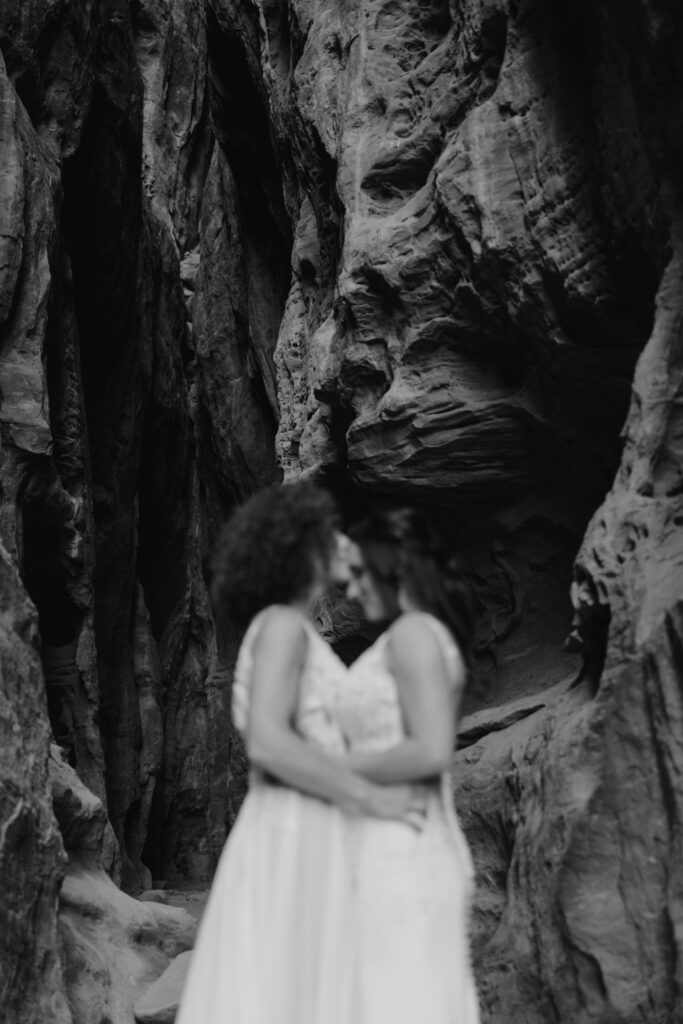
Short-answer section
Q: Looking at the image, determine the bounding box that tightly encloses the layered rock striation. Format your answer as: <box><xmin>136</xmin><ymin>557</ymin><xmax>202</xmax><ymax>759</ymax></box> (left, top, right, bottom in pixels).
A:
<box><xmin>257</xmin><ymin>0</ymin><xmax>678</xmax><ymax>700</ymax></box>
<box><xmin>1</xmin><ymin>0</ymin><xmax>683</xmax><ymax>1022</ymax></box>
<box><xmin>0</xmin><ymin>0</ymin><xmax>281</xmax><ymax>900</ymax></box>
<box><xmin>215</xmin><ymin>0</ymin><xmax>683</xmax><ymax>1020</ymax></box>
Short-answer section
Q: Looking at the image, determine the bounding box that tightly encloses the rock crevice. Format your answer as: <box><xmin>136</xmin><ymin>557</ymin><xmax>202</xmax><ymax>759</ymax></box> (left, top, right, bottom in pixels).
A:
<box><xmin>1</xmin><ymin>1</ymin><xmax>683</xmax><ymax>1022</ymax></box>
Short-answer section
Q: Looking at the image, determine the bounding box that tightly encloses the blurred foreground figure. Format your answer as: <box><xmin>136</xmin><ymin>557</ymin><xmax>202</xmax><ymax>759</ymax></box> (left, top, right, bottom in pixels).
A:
<box><xmin>340</xmin><ymin>508</ymin><xmax>480</xmax><ymax>1024</ymax></box>
<box><xmin>176</xmin><ymin>483</ymin><xmax>419</xmax><ymax>1024</ymax></box>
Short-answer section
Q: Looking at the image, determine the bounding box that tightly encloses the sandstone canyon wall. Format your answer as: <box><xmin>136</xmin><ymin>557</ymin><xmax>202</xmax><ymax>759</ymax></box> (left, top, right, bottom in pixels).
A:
<box><xmin>1</xmin><ymin>0</ymin><xmax>682</xmax><ymax>1022</ymax></box>
<box><xmin>0</xmin><ymin>0</ymin><xmax>282</xmax><ymax>894</ymax></box>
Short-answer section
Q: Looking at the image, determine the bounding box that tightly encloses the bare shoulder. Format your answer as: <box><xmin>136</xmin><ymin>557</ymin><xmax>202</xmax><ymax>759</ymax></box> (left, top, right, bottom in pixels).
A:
<box><xmin>388</xmin><ymin>612</ymin><xmax>466</xmax><ymax>687</ymax></box>
<box><xmin>386</xmin><ymin>614</ymin><xmax>445</xmax><ymax>679</ymax></box>
<box><xmin>388</xmin><ymin>611</ymin><xmax>442</xmax><ymax>654</ymax></box>
<box><xmin>251</xmin><ymin>605</ymin><xmax>308</xmax><ymax>661</ymax></box>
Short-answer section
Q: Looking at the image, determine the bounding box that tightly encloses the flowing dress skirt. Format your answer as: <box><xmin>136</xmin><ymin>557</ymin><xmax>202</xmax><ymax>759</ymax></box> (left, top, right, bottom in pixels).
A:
<box><xmin>352</xmin><ymin>788</ymin><xmax>479</xmax><ymax>1024</ymax></box>
<box><xmin>176</xmin><ymin>779</ymin><xmax>358</xmax><ymax>1024</ymax></box>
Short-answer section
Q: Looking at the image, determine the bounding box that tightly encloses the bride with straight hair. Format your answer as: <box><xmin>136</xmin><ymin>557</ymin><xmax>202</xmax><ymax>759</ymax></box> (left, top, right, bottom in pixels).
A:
<box><xmin>340</xmin><ymin>506</ymin><xmax>480</xmax><ymax>1024</ymax></box>
<box><xmin>175</xmin><ymin>481</ymin><xmax>422</xmax><ymax>1024</ymax></box>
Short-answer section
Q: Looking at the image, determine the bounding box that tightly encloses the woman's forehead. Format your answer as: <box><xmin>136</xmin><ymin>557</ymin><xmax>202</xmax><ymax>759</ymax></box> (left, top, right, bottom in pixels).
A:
<box><xmin>346</xmin><ymin>541</ymin><xmax>365</xmax><ymax>567</ymax></box>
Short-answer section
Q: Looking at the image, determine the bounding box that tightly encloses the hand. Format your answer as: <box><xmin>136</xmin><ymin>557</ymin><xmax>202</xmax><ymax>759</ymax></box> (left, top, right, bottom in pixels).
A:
<box><xmin>365</xmin><ymin>783</ymin><xmax>428</xmax><ymax>830</ymax></box>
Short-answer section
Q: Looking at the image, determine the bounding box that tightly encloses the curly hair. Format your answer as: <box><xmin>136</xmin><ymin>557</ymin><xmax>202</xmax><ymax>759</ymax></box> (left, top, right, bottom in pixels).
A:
<box><xmin>348</xmin><ymin>507</ymin><xmax>475</xmax><ymax>667</ymax></box>
<box><xmin>210</xmin><ymin>481</ymin><xmax>339</xmax><ymax>633</ymax></box>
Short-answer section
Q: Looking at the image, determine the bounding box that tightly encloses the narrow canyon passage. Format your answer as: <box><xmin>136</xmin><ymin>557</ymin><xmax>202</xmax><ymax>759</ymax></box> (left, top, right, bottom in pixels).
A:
<box><xmin>0</xmin><ymin>1</ymin><xmax>682</xmax><ymax>1023</ymax></box>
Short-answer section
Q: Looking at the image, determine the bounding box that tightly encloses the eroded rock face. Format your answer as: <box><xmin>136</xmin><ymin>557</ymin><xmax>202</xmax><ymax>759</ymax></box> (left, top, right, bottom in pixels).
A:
<box><xmin>241</xmin><ymin>0</ymin><xmax>677</xmax><ymax>699</ymax></box>
<box><xmin>2</xmin><ymin>0</ymin><xmax>683</xmax><ymax>1022</ymax></box>
<box><xmin>0</xmin><ymin>549</ymin><xmax>71</xmax><ymax>1024</ymax></box>
<box><xmin>448</xmin><ymin>222</ymin><xmax>683</xmax><ymax>1022</ymax></box>
<box><xmin>51</xmin><ymin>750</ymin><xmax>198</xmax><ymax>1024</ymax></box>
<box><xmin>133</xmin><ymin>950</ymin><xmax>192</xmax><ymax>1024</ymax></box>
<box><xmin>0</xmin><ymin>0</ymin><xmax>281</xmax><ymax>904</ymax></box>
<box><xmin>212</xmin><ymin>0</ymin><xmax>683</xmax><ymax>1020</ymax></box>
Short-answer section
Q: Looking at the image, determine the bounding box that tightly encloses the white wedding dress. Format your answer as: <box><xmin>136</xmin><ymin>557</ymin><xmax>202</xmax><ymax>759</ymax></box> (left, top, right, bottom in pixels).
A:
<box><xmin>175</xmin><ymin>607</ymin><xmax>359</xmax><ymax>1024</ymax></box>
<box><xmin>337</xmin><ymin>612</ymin><xmax>480</xmax><ymax>1024</ymax></box>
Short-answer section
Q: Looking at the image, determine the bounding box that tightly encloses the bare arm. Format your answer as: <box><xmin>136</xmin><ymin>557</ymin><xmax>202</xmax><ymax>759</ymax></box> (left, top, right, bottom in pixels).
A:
<box><xmin>345</xmin><ymin>614</ymin><xmax>465</xmax><ymax>784</ymax></box>
<box><xmin>246</xmin><ymin>607</ymin><xmax>420</xmax><ymax>819</ymax></box>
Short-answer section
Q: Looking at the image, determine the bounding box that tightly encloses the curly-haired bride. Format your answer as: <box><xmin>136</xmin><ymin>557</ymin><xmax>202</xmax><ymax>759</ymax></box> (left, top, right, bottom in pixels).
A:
<box><xmin>175</xmin><ymin>482</ymin><xmax>421</xmax><ymax>1024</ymax></box>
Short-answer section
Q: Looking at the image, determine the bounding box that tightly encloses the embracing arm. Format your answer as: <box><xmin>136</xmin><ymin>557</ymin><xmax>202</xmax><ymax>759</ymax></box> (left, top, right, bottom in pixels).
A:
<box><xmin>246</xmin><ymin>607</ymin><xmax>417</xmax><ymax>819</ymax></box>
<box><xmin>345</xmin><ymin>614</ymin><xmax>465</xmax><ymax>784</ymax></box>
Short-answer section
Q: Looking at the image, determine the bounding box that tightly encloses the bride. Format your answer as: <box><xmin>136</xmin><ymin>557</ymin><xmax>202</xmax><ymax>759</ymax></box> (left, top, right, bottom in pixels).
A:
<box><xmin>340</xmin><ymin>507</ymin><xmax>480</xmax><ymax>1024</ymax></box>
<box><xmin>175</xmin><ymin>482</ymin><xmax>421</xmax><ymax>1024</ymax></box>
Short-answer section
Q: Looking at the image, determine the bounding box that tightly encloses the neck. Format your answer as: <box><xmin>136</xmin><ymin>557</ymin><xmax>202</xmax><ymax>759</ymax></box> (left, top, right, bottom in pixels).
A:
<box><xmin>398</xmin><ymin>590</ymin><xmax>419</xmax><ymax>614</ymax></box>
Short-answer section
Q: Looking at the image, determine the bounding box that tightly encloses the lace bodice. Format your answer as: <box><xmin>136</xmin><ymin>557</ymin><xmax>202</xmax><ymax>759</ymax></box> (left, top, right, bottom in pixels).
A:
<box><xmin>339</xmin><ymin>612</ymin><xmax>476</xmax><ymax>891</ymax></box>
<box><xmin>232</xmin><ymin>606</ymin><xmax>348</xmax><ymax>755</ymax></box>
<box><xmin>337</xmin><ymin>613</ymin><xmax>462</xmax><ymax>753</ymax></box>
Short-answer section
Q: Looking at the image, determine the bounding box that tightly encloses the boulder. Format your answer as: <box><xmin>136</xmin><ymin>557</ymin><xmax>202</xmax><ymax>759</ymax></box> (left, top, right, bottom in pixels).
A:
<box><xmin>143</xmin><ymin>902</ymin><xmax>197</xmax><ymax>959</ymax></box>
<box><xmin>59</xmin><ymin>866</ymin><xmax>169</xmax><ymax>1024</ymax></box>
<box><xmin>50</xmin><ymin>744</ymin><xmax>198</xmax><ymax>1024</ymax></box>
<box><xmin>134</xmin><ymin>951</ymin><xmax>192</xmax><ymax>1024</ymax></box>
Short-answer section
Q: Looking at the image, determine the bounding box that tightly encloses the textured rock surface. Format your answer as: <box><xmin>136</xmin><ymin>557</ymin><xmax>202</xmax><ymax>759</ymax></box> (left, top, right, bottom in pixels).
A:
<box><xmin>1</xmin><ymin>0</ymin><xmax>683</xmax><ymax>1022</ymax></box>
<box><xmin>140</xmin><ymin>886</ymin><xmax>210</xmax><ymax>922</ymax></box>
<box><xmin>133</xmin><ymin>950</ymin><xmax>192</xmax><ymax>1024</ymax></box>
<box><xmin>255</xmin><ymin>0</ymin><xmax>677</xmax><ymax>701</ymax></box>
<box><xmin>52</xmin><ymin>750</ymin><xmax>197</xmax><ymax>1024</ymax></box>
<box><xmin>60</xmin><ymin>866</ymin><xmax>169</xmax><ymax>1024</ymax></box>
<box><xmin>213</xmin><ymin>0</ymin><xmax>683</xmax><ymax>1021</ymax></box>
<box><xmin>0</xmin><ymin>0</ymin><xmax>280</xmax><ymax>902</ymax></box>
<box><xmin>0</xmin><ymin>549</ymin><xmax>71</xmax><ymax>1024</ymax></box>
<box><xmin>455</xmin><ymin>566</ymin><xmax>683</xmax><ymax>1023</ymax></box>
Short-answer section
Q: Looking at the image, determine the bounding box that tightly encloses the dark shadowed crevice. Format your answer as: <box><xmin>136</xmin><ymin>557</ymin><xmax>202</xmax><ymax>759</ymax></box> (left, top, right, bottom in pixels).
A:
<box><xmin>359</xmin><ymin>265</ymin><xmax>405</xmax><ymax>317</ymax></box>
<box><xmin>61</xmin><ymin>85</ymin><xmax>144</xmax><ymax>438</ymax></box>
<box><xmin>137</xmin><ymin>430</ymin><xmax>191</xmax><ymax>642</ymax></box>
<box><xmin>260</xmin><ymin>0</ymin><xmax>308</xmax><ymax>77</ymax></box>
<box><xmin>58</xmin><ymin>35</ymin><xmax>149</xmax><ymax>879</ymax></box>
<box><xmin>134</xmin><ymin>233</ymin><xmax>194</xmax><ymax>646</ymax></box>
<box><xmin>475</xmin><ymin>9</ymin><xmax>508</xmax><ymax>100</ymax></box>
<box><xmin>288</xmin><ymin>130</ymin><xmax>343</xmax><ymax>293</ymax></box>
<box><xmin>0</xmin><ymin>5</ymin><xmax>94</xmax><ymax>135</ymax></box>
<box><xmin>569</xmin><ymin>568</ymin><xmax>611</xmax><ymax>694</ymax></box>
<box><xmin>362</xmin><ymin>132</ymin><xmax>444</xmax><ymax>202</ymax></box>
<box><xmin>18</xmin><ymin>463</ymin><xmax>82</xmax><ymax>760</ymax></box>
<box><xmin>19</xmin><ymin>479</ymin><xmax>80</xmax><ymax>647</ymax></box>
<box><xmin>206</xmin><ymin>4</ymin><xmax>292</xmax><ymax>277</ymax></box>
<box><xmin>129</xmin><ymin>0</ymin><xmax>156</xmax><ymax>35</ymax></box>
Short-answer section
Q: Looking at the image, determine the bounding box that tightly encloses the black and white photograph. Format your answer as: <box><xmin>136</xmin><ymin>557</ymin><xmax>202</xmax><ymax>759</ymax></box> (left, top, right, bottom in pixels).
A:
<box><xmin>0</xmin><ymin>1</ymin><xmax>681</xmax><ymax>1022</ymax></box>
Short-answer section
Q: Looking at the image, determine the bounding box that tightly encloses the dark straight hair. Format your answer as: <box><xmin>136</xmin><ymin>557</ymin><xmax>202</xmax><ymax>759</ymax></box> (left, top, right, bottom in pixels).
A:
<box><xmin>348</xmin><ymin>508</ymin><xmax>475</xmax><ymax>667</ymax></box>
